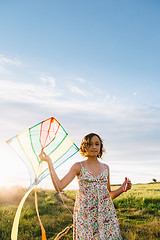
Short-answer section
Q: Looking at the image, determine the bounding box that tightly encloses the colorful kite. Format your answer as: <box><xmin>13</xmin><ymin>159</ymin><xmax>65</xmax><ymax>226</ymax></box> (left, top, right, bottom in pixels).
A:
<box><xmin>7</xmin><ymin>117</ymin><xmax>79</xmax><ymax>240</ymax></box>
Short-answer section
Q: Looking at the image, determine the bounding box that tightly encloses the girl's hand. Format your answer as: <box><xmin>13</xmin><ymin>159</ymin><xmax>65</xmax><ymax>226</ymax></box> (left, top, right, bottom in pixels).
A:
<box><xmin>127</xmin><ymin>179</ymin><xmax>132</xmax><ymax>191</ymax></box>
<box><xmin>39</xmin><ymin>150</ymin><xmax>52</xmax><ymax>163</ymax></box>
<box><xmin>122</xmin><ymin>178</ymin><xmax>132</xmax><ymax>192</ymax></box>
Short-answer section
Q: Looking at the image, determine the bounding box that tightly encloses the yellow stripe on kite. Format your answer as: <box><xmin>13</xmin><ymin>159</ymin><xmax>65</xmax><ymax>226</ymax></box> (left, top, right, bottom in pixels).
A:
<box><xmin>11</xmin><ymin>185</ymin><xmax>36</xmax><ymax>240</ymax></box>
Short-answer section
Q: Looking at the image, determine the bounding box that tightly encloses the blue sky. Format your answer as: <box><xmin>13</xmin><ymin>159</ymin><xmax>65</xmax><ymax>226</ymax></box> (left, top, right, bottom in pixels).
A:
<box><xmin>0</xmin><ymin>1</ymin><xmax>160</xmax><ymax>189</ymax></box>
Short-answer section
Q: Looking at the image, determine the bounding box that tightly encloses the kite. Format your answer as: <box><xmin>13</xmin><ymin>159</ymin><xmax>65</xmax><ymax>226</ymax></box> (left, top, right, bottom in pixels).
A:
<box><xmin>7</xmin><ymin>117</ymin><xmax>79</xmax><ymax>240</ymax></box>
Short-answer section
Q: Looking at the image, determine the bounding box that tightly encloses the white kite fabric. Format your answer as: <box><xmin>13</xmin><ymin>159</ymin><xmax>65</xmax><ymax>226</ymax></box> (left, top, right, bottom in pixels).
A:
<box><xmin>7</xmin><ymin>117</ymin><xmax>79</xmax><ymax>186</ymax></box>
<box><xmin>7</xmin><ymin>117</ymin><xmax>79</xmax><ymax>240</ymax></box>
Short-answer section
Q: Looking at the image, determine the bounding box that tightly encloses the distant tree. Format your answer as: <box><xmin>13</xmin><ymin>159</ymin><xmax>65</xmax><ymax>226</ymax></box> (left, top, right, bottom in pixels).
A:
<box><xmin>152</xmin><ymin>178</ymin><xmax>157</xmax><ymax>183</ymax></box>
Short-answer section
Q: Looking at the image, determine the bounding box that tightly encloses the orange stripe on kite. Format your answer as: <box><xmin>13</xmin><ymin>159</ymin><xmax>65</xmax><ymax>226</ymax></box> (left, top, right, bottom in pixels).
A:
<box><xmin>35</xmin><ymin>185</ymin><xmax>47</xmax><ymax>240</ymax></box>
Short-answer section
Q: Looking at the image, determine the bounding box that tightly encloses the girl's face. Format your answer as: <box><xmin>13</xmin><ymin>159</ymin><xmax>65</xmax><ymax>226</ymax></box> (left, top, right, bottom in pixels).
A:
<box><xmin>87</xmin><ymin>135</ymin><xmax>101</xmax><ymax>157</ymax></box>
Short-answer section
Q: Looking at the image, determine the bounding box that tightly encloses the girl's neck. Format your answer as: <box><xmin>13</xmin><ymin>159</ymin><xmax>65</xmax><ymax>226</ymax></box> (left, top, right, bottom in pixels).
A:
<box><xmin>86</xmin><ymin>156</ymin><xmax>99</xmax><ymax>163</ymax></box>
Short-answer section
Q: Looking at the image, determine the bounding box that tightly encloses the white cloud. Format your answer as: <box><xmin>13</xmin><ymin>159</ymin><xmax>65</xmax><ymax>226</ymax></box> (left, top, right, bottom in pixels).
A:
<box><xmin>67</xmin><ymin>77</ymin><xmax>104</xmax><ymax>98</ymax></box>
<box><xmin>0</xmin><ymin>80</ymin><xmax>61</xmax><ymax>105</ymax></box>
<box><xmin>75</xmin><ymin>77</ymin><xmax>86</xmax><ymax>83</ymax></box>
<box><xmin>0</xmin><ymin>65</ymin><xmax>7</xmax><ymax>74</ymax></box>
<box><xmin>66</xmin><ymin>79</ymin><xmax>91</xmax><ymax>96</ymax></box>
<box><xmin>41</xmin><ymin>76</ymin><xmax>56</xmax><ymax>88</ymax></box>
<box><xmin>0</xmin><ymin>76</ymin><xmax>160</xmax><ymax>146</ymax></box>
<box><xmin>66</xmin><ymin>77</ymin><xmax>103</xmax><ymax>97</ymax></box>
<box><xmin>0</xmin><ymin>54</ymin><xmax>23</xmax><ymax>74</ymax></box>
<box><xmin>0</xmin><ymin>54</ymin><xmax>22</xmax><ymax>66</ymax></box>
<box><xmin>73</xmin><ymin>77</ymin><xmax>103</xmax><ymax>97</ymax></box>
<box><xmin>1</xmin><ymin>79</ymin><xmax>159</xmax><ymax>130</ymax></box>
<box><xmin>69</xmin><ymin>85</ymin><xmax>89</xmax><ymax>96</ymax></box>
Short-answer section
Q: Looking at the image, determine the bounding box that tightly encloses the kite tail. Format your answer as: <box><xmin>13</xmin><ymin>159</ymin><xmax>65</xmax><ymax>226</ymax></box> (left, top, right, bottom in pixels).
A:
<box><xmin>35</xmin><ymin>184</ymin><xmax>47</xmax><ymax>240</ymax></box>
<box><xmin>11</xmin><ymin>185</ymin><xmax>36</xmax><ymax>240</ymax></box>
<box><xmin>54</xmin><ymin>224</ymin><xmax>73</xmax><ymax>240</ymax></box>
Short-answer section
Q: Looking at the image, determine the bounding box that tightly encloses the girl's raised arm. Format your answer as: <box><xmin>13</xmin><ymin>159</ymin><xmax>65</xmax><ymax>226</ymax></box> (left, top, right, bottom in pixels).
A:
<box><xmin>39</xmin><ymin>150</ymin><xmax>80</xmax><ymax>191</ymax></box>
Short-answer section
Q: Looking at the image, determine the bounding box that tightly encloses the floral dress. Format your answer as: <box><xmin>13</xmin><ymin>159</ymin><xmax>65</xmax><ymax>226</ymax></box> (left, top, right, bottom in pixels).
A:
<box><xmin>73</xmin><ymin>163</ymin><xmax>122</xmax><ymax>240</ymax></box>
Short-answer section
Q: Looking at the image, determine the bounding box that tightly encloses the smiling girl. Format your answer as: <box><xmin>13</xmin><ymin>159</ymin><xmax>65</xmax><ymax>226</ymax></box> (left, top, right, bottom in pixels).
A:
<box><xmin>39</xmin><ymin>133</ymin><xmax>132</xmax><ymax>239</ymax></box>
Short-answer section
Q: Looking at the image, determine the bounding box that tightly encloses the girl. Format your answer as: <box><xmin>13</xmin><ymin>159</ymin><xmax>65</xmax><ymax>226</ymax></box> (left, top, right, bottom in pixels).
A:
<box><xmin>39</xmin><ymin>133</ymin><xmax>132</xmax><ymax>239</ymax></box>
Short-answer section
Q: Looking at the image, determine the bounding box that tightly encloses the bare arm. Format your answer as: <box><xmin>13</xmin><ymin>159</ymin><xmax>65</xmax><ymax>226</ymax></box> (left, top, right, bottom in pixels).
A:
<box><xmin>39</xmin><ymin>150</ymin><xmax>80</xmax><ymax>191</ymax></box>
<box><xmin>107</xmin><ymin>166</ymin><xmax>132</xmax><ymax>199</ymax></box>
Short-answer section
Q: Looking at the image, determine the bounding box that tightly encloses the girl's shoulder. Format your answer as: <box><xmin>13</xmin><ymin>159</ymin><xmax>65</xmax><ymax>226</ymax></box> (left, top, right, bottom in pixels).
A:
<box><xmin>71</xmin><ymin>162</ymin><xmax>82</xmax><ymax>176</ymax></box>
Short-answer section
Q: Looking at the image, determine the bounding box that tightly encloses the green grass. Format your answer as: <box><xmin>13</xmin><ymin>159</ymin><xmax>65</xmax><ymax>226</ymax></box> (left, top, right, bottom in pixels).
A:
<box><xmin>112</xmin><ymin>183</ymin><xmax>160</xmax><ymax>239</ymax></box>
<box><xmin>0</xmin><ymin>183</ymin><xmax>160</xmax><ymax>239</ymax></box>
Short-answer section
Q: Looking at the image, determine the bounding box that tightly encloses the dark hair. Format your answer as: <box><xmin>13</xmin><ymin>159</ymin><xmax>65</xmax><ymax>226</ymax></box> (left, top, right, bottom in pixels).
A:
<box><xmin>80</xmin><ymin>133</ymin><xmax>105</xmax><ymax>158</ymax></box>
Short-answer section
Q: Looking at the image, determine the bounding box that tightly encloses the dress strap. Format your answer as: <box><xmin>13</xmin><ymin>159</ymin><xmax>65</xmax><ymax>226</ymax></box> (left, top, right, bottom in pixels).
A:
<box><xmin>80</xmin><ymin>162</ymin><xmax>83</xmax><ymax>168</ymax></box>
<box><xmin>78</xmin><ymin>162</ymin><xmax>84</xmax><ymax>177</ymax></box>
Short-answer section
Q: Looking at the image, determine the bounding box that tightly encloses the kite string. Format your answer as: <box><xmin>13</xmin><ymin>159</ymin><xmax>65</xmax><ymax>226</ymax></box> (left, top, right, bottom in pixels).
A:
<box><xmin>54</xmin><ymin>225</ymin><xmax>73</xmax><ymax>240</ymax></box>
<box><xmin>49</xmin><ymin>163</ymin><xmax>73</xmax><ymax>239</ymax></box>
<box><xmin>50</xmin><ymin>164</ymin><xmax>73</xmax><ymax>216</ymax></box>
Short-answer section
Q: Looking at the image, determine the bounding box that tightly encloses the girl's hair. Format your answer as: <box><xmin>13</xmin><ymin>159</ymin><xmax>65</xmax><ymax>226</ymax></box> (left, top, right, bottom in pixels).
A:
<box><xmin>80</xmin><ymin>133</ymin><xmax>105</xmax><ymax>158</ymax></box>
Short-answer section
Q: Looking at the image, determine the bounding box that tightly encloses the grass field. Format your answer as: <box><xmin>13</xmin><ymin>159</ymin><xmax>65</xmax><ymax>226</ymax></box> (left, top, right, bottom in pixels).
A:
<box><xmin>0</xmin><ymin>183</ymin><xmax>160</xmax><ymax>239</ymax></box>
